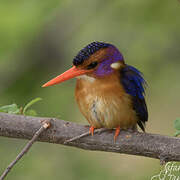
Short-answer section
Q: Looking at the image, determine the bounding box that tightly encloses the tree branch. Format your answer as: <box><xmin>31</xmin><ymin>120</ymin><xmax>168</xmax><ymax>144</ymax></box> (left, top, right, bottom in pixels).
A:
<box><xmin>0</xmin><ymin>112</ymin><xmax>180</xmax><ymax>162</ymax></box>
<box><xmin>0</xmin><ymin>120</ymin><xmax>50</xmax><ymax>180</ymax></box>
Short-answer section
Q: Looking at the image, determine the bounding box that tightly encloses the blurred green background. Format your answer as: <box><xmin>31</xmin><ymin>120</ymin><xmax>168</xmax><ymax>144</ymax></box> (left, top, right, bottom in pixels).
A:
<box><xmin>0</xmin><ymin>0</ymin><xmax>180</xmax><ymax>179</ymax></box>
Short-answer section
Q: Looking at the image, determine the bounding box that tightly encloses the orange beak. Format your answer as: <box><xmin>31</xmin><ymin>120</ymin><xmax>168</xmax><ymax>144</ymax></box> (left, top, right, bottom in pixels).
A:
<box><xmin>42</xmin><ymin>66</ymin><xmax>91</xmax><ymax>87</ymax></box>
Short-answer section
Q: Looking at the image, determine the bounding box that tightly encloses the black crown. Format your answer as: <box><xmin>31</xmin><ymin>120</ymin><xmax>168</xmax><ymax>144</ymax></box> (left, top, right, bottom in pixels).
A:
<box><xmin>73</xmin><ymin>42</ymin><xmax>111</xmax><ymax>66</ymax></box>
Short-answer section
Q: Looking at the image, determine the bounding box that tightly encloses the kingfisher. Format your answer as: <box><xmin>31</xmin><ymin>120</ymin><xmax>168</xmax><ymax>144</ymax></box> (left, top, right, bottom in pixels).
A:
<box><xmin>42</xmin><ymin>42</ymin><xmax>148</xmax><ymax>140</ymax></box>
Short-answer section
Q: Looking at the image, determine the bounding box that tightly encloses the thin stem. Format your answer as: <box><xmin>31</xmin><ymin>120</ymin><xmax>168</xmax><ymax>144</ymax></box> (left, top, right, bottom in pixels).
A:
<box><xmin>64</xmin><ymin>128</ymin><xmax>107</xmax><ymax>144</ymax></box>
<box><xmin>0</xmin><ymin>121</ymin><xmax>50</xmax><ymax>180</ymax></box>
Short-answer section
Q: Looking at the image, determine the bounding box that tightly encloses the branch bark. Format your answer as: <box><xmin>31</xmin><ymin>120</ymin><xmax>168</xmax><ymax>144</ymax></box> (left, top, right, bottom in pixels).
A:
<box><xmin>0</xmin><ymin>112</ymin><xmax>180</xmax><ymax>162</ymax></box>
<box><xmin>0</xmin><ymin>120</ymin><xmax>50</xmax><ymax>180</ymax></box>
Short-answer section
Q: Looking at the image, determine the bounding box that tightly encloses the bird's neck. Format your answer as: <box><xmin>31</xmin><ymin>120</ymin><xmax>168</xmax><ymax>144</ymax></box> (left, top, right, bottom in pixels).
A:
<box><xmin>76</xmin><ymin>72</ymin><xmax>125</xmax><ymax>97</ymax></box>
<box><xmin>76</xmin><ymin>75</ymin><xmax>96</xmax><ymax>83</ymax></box>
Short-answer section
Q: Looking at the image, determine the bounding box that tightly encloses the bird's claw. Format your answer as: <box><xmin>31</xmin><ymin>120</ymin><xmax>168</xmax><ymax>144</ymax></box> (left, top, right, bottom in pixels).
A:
<box><xmin>89</xmin><ymin>126</ymin><xmax>95</xmax><ymax>136</ymax></box>
<box><xmin>114</xmin><ymin>126</ymin><xmax>120</xmax><ymax>142</ymax></box>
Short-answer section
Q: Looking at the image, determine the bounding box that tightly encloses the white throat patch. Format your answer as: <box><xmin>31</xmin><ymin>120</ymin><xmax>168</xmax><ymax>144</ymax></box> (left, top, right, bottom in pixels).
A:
<box><xmin>77</xmin><ymin>75</ymin><xmax>95</xmax><ymax>82</ymax></box>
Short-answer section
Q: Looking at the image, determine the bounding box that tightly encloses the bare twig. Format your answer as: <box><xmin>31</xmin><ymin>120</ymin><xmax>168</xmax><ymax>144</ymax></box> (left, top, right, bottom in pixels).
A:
<box><xmin>0</xmin><ymin>120</ymin><xmax>50</xmax><ymax>180</ymax></box>
<box><xmin>64</xmin><ymin>128</ymin><xmax>107</xmax><ymax>144</ymax></box>
<box><xmin>0</xmin><ymin>113</ymin><xmax>180</xmax><ymax>163</ymax></box>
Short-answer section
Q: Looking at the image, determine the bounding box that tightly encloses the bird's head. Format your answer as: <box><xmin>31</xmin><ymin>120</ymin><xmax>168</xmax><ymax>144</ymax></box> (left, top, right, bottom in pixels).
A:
<box><xmin>42</xmin><ymin>42</ymin><xmax>125</xmax><ymax>87</ymax></box>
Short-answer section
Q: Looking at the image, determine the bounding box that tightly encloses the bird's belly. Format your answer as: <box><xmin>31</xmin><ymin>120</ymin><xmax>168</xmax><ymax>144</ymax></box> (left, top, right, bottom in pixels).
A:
<box><xmin>76</xmin><ymin>92</ymin><xmax>137</xmax><ymax>129</ymax></box>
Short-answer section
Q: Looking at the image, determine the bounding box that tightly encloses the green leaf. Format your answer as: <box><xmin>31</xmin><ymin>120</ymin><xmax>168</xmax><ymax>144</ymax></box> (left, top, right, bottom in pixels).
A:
<box><xmin>25</xmin><ymin>109</ymin><xmax>37</xmax><ymax>116</ymax></box>
<box><xmin>174</xmin><ymin>118</ymin><xmax>180</xmax><ymax>131</ymax></box>
<box><xmin>174</xmin><ymin>131</ymin><xmax>180</xmax><ymax>137</ymax></box>
<box><xmin>0</xmin><ymin>104</ymin><xmax>20</xmax><ymax>114</ymax></box>
<box><xmin>23</xmin><ymin>97</ymin><xmax>42</xmax><ymax>114</ymax></box>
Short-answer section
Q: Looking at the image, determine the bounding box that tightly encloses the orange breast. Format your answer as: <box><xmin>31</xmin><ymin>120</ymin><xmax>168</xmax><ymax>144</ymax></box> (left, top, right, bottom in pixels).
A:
<box><xmin>75</xmin><ymin>73</ymin><xmax>138</xmax><ymax>129</ymax></box>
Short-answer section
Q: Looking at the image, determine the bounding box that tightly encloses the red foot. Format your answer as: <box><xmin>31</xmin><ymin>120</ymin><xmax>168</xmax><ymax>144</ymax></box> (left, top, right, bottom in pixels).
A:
<box><xmin>114</xmin><ymin>126</ymin><xmax>120</xmax><ymax>142</ymax></box>
<box><xmin>89</xmin><ymin>126</ymin><xmax>95</xmax><ymax>136</ymax></box>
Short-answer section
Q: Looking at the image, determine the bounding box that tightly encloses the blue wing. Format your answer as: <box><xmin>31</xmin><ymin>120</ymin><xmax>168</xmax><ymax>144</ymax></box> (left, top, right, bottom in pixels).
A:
<box><xmin>121</xmin><ymin>65</ymin><xmax>148</xmax><ymax>131</ymax></box>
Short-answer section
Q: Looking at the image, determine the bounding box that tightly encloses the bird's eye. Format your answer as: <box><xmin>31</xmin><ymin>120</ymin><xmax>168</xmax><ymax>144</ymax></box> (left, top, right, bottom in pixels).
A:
<box><xmin>87</xmin><ymin>61</ymin><xmax>98</xmax><ymax>69</ymax></box>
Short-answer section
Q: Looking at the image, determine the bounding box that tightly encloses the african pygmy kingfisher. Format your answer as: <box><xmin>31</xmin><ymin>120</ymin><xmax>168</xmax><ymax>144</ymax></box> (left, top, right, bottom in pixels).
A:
<box><xmin>43</xmin><ymin>42</ymin><xmax>148</xmax><ymax>140</ymax></box>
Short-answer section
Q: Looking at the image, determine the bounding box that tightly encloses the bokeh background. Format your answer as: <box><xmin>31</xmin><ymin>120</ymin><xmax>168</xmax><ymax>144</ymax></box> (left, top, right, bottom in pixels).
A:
<box><xmin>0</xmin><ymin>0</ymin><xmax>180</xmax><ymax>179</ymax></box>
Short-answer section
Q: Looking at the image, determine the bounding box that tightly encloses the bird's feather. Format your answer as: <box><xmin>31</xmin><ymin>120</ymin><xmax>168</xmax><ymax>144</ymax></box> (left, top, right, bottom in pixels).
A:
<box><xmin>121</xmin><ymin>65</ymin><xmax>148</xmax><ymax>131</ymax></box>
